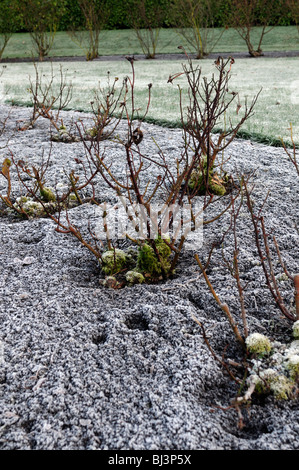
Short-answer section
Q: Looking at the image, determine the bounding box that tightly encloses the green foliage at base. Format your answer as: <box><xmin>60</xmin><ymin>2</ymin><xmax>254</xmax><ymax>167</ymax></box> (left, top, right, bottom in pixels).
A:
<box><xmin>188</xmin><ymin>157</ymin><xmax>227</xmax><ymax>196</ymax></box>
<box><xmin>137</xmin><ymin>237</ymin><xmax>172</xmax><ymax>278</ymax></box>
<box><xmin>101</xmin><ymin>248</ymin><xmax>128</xmax><ymax>275</ymax></box>
<box><xmin>245</xmin><ymin>334</ymin><xmax>299</xmax><ymax>401</ymax></box>
<box><xmin>125</xmin><ymin>269</ymin><xmax>145</xmax><ymax>285</ymax></box>
<box><xmin>39</xmin><ymin>186</ymin><xmax>56</xmax><ymax>202</ymax></box>
<box><xmin>12</xmin><ymin>196</ymin><xmax>56</xmax><ymax>217</ymax></box>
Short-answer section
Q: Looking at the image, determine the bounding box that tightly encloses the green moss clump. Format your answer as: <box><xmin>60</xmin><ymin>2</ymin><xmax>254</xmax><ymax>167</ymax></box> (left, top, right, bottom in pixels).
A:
<box><xmin>40</xmin><ymin>186</ymin><xmax>56</xmax><ymax>202</ymax></box>
<box><xmin>188</xmin><ymin>157</ymin><xmax>226</xmax><ymax>196</ymax></box>
<box><xmin>286</xmin><ymin>354</ymin><xmax>299</xmax><ymax>380</ymax></box>
<box><xmin>208</xmin><ymin>175</ymin><xmax>227</xmax><ymax>196</ymax></box>
<box><xmin>101</xmin><ymin>276</ymin><xmax>122</xmax><ymax>288</ymax></box>
<box><xmin>188</xmin><ymin>167</ymin><xmax>205</xmax><ymax>193</ymax></box>
<box><xmin>13</xmin><ymin>196</ymin><xmax>55</xmax><ymax>217</ymax></box>
<box><xmin>51</xmin><ymin>125</ymin><xmax>80</xmax><ymax>143</ymax></box>
<box><xmin>101</xmin><ymin>248</ymin><xmax>127</xmax><ymax>275</ymax></box>
<box><xmin>244</xmin><ymin>329</ymin><xmax>299</xmax><ymax>402</ymax></box>
<box><xmin>292</xmin><ymin>321</ymin><xmax>299</xmax><ymax>339</ymax></box>
<box><xmin>125</xmin><ymin>270</ymin><xmax>145</xmax><ymax>285</ymax></box>
<box><xmin>267</xmin><ymin>374</ymin><xmax>294</xmax><ymax>400</ymax></box>
<box><xmin>86</xmin><ymin>127</ymin><xmax>98</xmax><ymax>138</ymax></box>
<box><xmin>137</xmin><ymin>237</ymin><xmax>172</xmax><ymax>279</ymax></box>
<box><xmin>245</xmin><ymin>332</ymin><xmax>272</xmax><ymax>357</ymax></box>
<box><xmin>251</xmin><ymin>369</ymin><xmax>294</xmax><ymax>400</ymax></box>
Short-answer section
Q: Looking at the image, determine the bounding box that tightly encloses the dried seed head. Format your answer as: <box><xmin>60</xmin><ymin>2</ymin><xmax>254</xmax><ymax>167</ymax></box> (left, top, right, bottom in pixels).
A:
<box><xmin>132</xmin><ymin>127</ymin><xmax>143</xmax><ymax>145</ymax></box>
<box><xmin>125</xmin><ymin>56</ymin><xmax>136</xmax><ymax>64</ymax></box>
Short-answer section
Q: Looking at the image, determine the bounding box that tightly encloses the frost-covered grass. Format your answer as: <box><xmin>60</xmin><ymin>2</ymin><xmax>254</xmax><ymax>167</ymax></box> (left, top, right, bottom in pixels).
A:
<box><xmin>1</xmin><ymin>56</ymin><xmax>298</xmax><ymax>146</ymax></box>
<box><xmin>2</xmin><ymin>26</ymin><xmax>299</xmax><ymax>59</ymax></box>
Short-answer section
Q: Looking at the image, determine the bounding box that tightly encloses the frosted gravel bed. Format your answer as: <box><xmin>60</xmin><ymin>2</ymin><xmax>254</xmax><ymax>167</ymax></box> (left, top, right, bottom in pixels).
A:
<box><xmin>0</xmin><ymin>105</ymin><xmax>298</xmax><ymax>451</ymax></box>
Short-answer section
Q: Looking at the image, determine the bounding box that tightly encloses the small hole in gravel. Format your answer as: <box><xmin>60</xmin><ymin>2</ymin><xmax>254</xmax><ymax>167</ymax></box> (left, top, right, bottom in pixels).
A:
<box><xmin>92</xmin><ymin>332</ymin><xmax>107</xmax><ymax>345</ymax></box>
<box><xmin>228</xmin><ymin>420</ymin><xmax>271</xmax><ymax>439</ymax></box>
<box><xmin>21</xmin><ymin>419</ymin><xmax>35</xmax><ymax>433</ymax></box>
<box><xmin>125</xmin><ymin>313</ymin><xmax>149</xmax><ymax>331</ymax></box>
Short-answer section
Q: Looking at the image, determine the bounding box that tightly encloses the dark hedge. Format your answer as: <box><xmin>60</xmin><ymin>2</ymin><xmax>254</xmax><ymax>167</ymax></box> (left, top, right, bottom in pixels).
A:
<box><xmin>1</xmin><ymin>0</ymin><xmax>296</xmax><ymax>34</ymax></box>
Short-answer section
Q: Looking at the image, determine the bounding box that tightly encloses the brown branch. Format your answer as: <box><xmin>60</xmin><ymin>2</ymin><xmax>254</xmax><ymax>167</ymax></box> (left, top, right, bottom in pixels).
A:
<box><xmin>194</xmin><ymin>254</ymin><xmax>246</xmax><ymax>348</ymax></box>
<box><xmin>243</xmin><ymin>178</ymin><xmax>297</xmax><ymax>322</ymax></box>
<box><xmin>192</xmin><ymin>314</ymin><xmax>243</xmax><ymax>384</ymax></box>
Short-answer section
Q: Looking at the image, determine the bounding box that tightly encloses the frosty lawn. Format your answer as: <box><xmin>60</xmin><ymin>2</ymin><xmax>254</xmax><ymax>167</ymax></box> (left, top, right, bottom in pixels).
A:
<box><xmin>1</xmin><ymin>56</ymin><xmax>298</xmax><ymax>146</ymax></box>
<box><xmin>2</xmin><ymin>26</ymin><xmax>299</xmax><ymax>59</ymax></box>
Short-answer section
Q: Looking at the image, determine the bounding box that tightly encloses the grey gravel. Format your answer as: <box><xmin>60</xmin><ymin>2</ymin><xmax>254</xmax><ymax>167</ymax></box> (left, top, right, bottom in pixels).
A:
<box><xmin>0</xmin><ymin>104</ymin><xmax>298</xmax><ymax>450</ymax></box>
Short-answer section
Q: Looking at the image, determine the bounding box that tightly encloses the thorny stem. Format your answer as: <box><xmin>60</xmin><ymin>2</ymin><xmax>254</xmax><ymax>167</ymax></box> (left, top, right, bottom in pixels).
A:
<box><xmin>192</xmin><ymin>314</ymin><xmax>243</xmax><ymax>384</ymax></box>
<box><xmin>243</xmin><ymin>179</ymin><xmax>297</xmax><ymax>322</ymax></box>
<box><xmin>171</xmin><ymin>55</ymin><xmax>260</xmax><ymax>195</ymax></box>
<box><xmin>194</xmin><ymin>254</ymin><xmax>245</xmax><ymax>348</ymax></box>
<box><xmin>280</xmin><ymin>123</ymin><xmax>299</xmax><ymax>177</ymax></box>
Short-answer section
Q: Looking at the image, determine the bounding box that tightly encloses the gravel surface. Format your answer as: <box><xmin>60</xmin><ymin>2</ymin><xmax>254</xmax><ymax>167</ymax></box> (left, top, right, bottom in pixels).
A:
<box><xmin>0</xmin><ymin>104</ymin><xmax>298</xmax><ymax>450</ymax></box>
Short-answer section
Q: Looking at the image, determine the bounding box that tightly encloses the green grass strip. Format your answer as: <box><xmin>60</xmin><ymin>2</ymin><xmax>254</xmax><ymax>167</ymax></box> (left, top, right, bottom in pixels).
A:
<box><xmin>1</xmin><ymin>26</ymin><xmax>299</xmax><ymax>59</ymax></box>
<box><xmin>0</xmin><ymin>56</ymin><xmax>298</xmax><ymax>147</ymax></box>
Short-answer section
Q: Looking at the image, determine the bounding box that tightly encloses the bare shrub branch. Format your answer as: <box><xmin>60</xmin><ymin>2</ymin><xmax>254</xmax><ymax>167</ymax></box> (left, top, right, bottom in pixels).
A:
<box><xmin>226</xmin><ymin>0</ymin><xmax>282</xmax><ymax>57</ymax></box>
<box><xmin>3</xmin><ymin>56</ymin><xmax>260</xmax><ymax>288</ymax></box>
<box><xmin>16</xmin><ymin>0</ymin><xmax>66</xmax><ymax>61</ymax></box>
<box><xmin>169</xmin><ymin>54</ymin><xmax>260</xmax><ymax>193</ymax></box>
<box><xmin>86</xmin><ymin>72</ymin><xmax>127</xmax><ymax>141</ymax></box>
<box><xmin>126</xmin><ymin>0</ymin><xmax>169</xmax><ymax>58</ymax></box>
<box><xmin>67</xmin><ymin>0</ymin><xmax>109</xmax><ymax>60</ymax></box>
<box><xmin>23</xmin><ymin>63</ymin><xmax>73</xmax><ymax>132</ymax></box>
<box><xmin>0</xmin><ymin>0</ymin><xmax>17</xmax><ymax>61</ymax></box>
<box><xmin>280</xmin><ymin>123</ymin><xmax>299</xmax><ymax>177</ymax></box>
<box><xmin>171</xmin><ymin>0</ymin><xmax>224</xmax><ymax>59</ymax></box>
<box><xmin>243</xmin><ymin>177</ymin><xmax>299</xmax><ymax>321</ymax></box>
<box><xmin>287</xmin><ymin>0</ymin><xmax>299</xmax><ymax>35</ymax></box>
<box><xmin>66</xmin><ymin>56</ymin><xmax>248</xmax><ymax>281</ymax></box>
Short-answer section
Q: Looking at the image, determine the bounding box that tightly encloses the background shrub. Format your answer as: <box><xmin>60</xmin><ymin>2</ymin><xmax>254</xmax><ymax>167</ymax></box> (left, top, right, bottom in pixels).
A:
<box><xmin>9</xmin><ymin>0</ymin><xmax>296</xmax><ymax>33</ymax></box>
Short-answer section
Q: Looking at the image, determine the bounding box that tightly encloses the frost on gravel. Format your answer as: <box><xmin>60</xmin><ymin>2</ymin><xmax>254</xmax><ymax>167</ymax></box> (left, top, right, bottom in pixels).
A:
<box><xmin>0</xmin><ymin>105</ymin><xmax>298</xmax><ymax>450</ymax></box>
